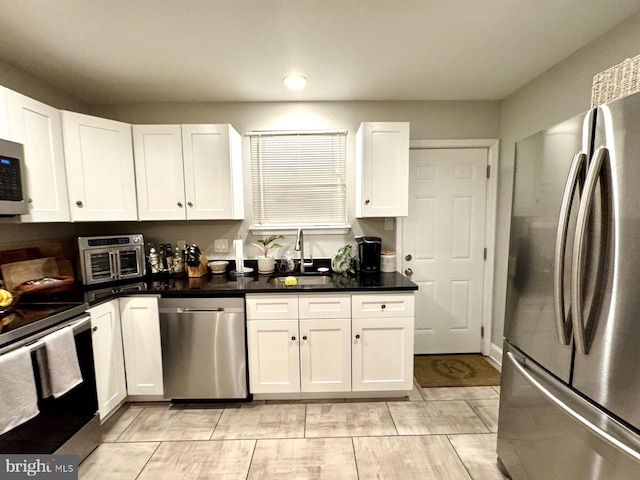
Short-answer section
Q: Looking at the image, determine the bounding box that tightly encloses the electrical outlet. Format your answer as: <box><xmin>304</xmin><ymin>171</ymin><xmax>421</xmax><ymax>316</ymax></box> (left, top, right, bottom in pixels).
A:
<box><xmin>214</xmin><ymin>238</ymin><xmax>229</xmax><ymax>253</ymax></box>
<box><xmin>384</xmin><ymin>217</ymin><xmax>394</xmax><ymax>231</ymax></box>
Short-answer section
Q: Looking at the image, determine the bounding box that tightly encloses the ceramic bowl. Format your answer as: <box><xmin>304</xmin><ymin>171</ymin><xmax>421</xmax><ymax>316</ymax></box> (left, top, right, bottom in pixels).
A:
<box><xmin>208</xmin><ymin>260</ymin><xmax>229</xmax><ymax>274</ymax></box>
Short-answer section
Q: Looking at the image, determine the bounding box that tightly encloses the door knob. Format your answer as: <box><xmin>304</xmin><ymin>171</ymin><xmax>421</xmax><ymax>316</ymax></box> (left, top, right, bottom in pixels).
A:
<box><xmin>405</xmin><ymin>254</ymin><xmax>412</xmax><ymax>261</ymax></box>
<box><xmin>404</xmin><ymin>268</ymin><xmax>413</xmax><ymax>277</ymax></box>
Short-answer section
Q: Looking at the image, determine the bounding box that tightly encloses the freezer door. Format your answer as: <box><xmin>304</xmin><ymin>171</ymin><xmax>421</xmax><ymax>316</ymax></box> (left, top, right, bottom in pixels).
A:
<box><xmin>498</xmin><ymin>342</ymin><xmax>640</xmax><ymax>480</ymax></box>
<box><xmin>572</xmin><ymin>91</ymin><xmax>640</xmax><ymax>431</ymax></box>
<box><xmin>506</xmin><ymin>112</ymin><xmax>591</xmax><ymax>382</ymax></box>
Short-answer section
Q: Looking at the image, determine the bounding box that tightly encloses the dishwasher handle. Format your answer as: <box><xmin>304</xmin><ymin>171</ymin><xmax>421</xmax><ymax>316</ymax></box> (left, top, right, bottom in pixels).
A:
<box><xmin>159</xmin><ymin>307</ymin><xmax>244</xmax><ymax>314</ymax></box>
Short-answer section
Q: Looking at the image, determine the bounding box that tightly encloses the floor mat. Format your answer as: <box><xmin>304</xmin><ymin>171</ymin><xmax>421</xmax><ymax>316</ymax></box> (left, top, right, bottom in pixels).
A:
<box><xmin>414</xmin><ymin>354</ymin><xmax>500</xmax><ymax>388</ymax></box>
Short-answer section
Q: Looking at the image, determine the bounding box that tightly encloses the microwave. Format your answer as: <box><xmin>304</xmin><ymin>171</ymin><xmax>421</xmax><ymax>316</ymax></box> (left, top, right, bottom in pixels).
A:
<box><xmin>0</xmin><ymin>138</ymin><xmax>28</xmax><ymax>216</ymax></box>
<box><xmin>78</xmin><ymin>234</ymin><xmax>146</xmax><ymax>285</ymax></box>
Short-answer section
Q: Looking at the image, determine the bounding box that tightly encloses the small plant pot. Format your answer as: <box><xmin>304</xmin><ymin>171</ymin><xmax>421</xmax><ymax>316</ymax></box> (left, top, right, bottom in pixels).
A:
<box><xmin>257</xmin><ymin>256</ymin><xmax>275</xmax><ymax>274</ymax></box>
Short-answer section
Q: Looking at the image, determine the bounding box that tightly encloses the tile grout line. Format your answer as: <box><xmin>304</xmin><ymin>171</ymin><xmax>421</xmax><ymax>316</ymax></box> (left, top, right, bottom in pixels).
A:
<box><xmin>133</xmin><ymin>441</ymin><xmax>162</xmax><ymax>480</ymax></box>
<box><xmin>444</xmin><ymin>434</ymin><xmax>475</xmax><ymax>480</ymax></box>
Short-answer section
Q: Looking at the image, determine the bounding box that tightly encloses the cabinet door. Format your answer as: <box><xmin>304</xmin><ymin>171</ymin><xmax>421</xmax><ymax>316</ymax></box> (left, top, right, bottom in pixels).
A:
<box><xmin>182</xmin><ymin>124</ymin><xmax>244</xmax><ymax>220</ymax></box>
<box><xmin>89</xmin><ymin>300</ymin><xmax>126</xmax><ymax>421</ymax></box>
<box><xmin>119</xmin><ymin>296</ymin><xmax>164</xmax><ymax>396</ymax></box>
<box><xmin>352</xmin><ymin>316</ymin><xmax>414</xmax><ymax>391</ymax></box>
<box><xmin>247</xmin><ymin>319</ymin><xmax>300</xmax><ymax>393</ymax></box>
<box><xmin>299</xmin><ymin>318</ymin><xmax>351</xmax><ymax>392</ymax></box>
<box><xmin>356</xmin><ymin>122</ymin><xmax>409</xmax><ymax>217</ymax></box>
<box><xmin>133</xmin><ymin>125</ymin><xmax>186</xmax><ymax>220</ymax></box>
<box><xmin>62</xmin><ymin>111</ymin><xmax>137</xmax><ymax>221</ymax></box>
<box><xmin>6</xmin><ymin>89</ymin><xmax>70</xmax><ymax>222</ymax></box>
<box><xmin>0</xmin><ymin>87</ymin><xmax>10</xmax><ymax>141</ymax></box>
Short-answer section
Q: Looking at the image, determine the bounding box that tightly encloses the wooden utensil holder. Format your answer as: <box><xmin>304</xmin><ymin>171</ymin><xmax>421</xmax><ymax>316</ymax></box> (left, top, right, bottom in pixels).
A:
<box><xmin>187</xmin><ymin>254</ymin><xmax>209</xmax><ymax>277</ymax></box>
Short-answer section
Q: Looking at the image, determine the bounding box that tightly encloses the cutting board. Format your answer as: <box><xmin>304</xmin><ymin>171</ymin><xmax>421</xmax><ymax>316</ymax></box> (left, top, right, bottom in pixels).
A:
<box><xmin>1</xmin><ymin>257</ymin><xmax>60</xmax><ymax>291</ymax></box>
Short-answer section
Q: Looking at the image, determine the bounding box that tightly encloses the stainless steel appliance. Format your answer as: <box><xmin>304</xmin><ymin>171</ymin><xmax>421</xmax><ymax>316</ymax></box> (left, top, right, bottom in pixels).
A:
<box><xmin>159</xmin><ymin>296</ymin><xmax>249</xmax><ymax>400</ymax></box>
<box><xmin>78</xmin><ymin>234</ymin><xmax>146</xmax><ymax>286</ymax></box>
<box><xmin>356</xmin><ymin>236</ymin><xmax>381</xmax><ymax>273</ymax></box>
<box><xmin>0</xmin><ymin>138</ymin><xmax>28</xmax><ymax>216</ymax></box>
<box><xmin>498</xmin><ymin>92</ymin><xmax>640</xmax><ymax>478</ymax></box>
<box><xmin>0</xmin><ymin>303</ymin><xmax>99</xmax><ymax>462</ymax></box>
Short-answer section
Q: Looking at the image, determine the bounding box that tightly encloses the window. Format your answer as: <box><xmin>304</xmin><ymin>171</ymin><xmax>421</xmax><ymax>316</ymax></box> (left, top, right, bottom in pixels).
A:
<box><xmin>250</xmin><ymin>130</ymin><xmax>347</xmax><ymax>227</ymax></box>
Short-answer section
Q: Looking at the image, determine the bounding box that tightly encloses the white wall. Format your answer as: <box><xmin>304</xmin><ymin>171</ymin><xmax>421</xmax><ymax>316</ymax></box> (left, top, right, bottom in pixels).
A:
<box><xmin>492</xmin><ymin>10</ymin><xmax>640</xmax><ymax>346</ymax></box>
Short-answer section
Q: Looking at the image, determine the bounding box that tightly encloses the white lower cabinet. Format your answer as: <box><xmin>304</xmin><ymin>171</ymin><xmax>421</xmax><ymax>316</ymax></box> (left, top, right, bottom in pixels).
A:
<box><xmin>119</xmin><ymin>296</ymin><xmax>164</xmax><ymax>396</ymax></box>
<box><xmin>247</xmin><ymin>294</ymin><xmax>351</xmax><ymax>394</ymax></box>
<box><xmin>247</xmin><ymin>293</ymin><xmax>414</xmax><ymax>396</ymax></box>
<box><xmin>88</xmin><ymin>299</ymin><xmax>126</xmax><ymax>421</ymax></box>
<box><xmin>351</xmin><ymin>293</ymin><xmax>415</xmax><ymax>391</ymax></box>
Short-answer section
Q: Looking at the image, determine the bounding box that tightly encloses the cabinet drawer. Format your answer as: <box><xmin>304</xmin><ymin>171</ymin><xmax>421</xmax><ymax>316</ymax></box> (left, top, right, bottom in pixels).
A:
<box><xmin>246</xmin><ymin>294</ymin><xmax>298</xmax><ymax>320</ymax></box>
<box><xmin>299</xmin><ymin>294</ymin><xmax>351</xmax><ymax>319</ymax></box>
<box><xmin>351</xmin><ymin>293</ymin><xmax>414</xmax><ymax>318</ymax></box>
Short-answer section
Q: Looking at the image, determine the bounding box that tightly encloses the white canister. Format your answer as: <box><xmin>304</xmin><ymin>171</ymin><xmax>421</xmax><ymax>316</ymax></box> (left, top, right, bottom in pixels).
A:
<box><xmin>380</xmin><ymin>251</ymin><xmax>397</xmax><ymax>273</ymax></box>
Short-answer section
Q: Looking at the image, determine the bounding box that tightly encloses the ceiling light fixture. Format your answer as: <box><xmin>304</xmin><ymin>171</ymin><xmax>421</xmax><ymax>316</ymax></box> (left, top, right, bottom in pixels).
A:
<box><xmin>283</xmin><ymin>74</ymin><xmax>307</xmax><ymax>90</ymax></box>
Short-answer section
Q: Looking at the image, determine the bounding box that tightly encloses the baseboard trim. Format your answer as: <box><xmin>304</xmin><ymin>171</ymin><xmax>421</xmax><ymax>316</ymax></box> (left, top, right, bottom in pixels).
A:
<box><xmin>488</xmin><ymin>343</ymin><xmax>503</xmax><ymax>371</ymax></box>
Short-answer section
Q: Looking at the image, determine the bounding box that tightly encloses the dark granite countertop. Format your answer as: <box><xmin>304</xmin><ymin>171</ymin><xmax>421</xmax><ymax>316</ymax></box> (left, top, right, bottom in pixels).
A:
<box><xmin>82</xmin><ymin>270</ymin><xmax>418</xmax><ymax>304</ymax></box>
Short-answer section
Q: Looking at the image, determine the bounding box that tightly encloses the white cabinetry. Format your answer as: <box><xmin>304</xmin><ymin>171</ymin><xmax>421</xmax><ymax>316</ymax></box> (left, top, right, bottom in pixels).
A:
<box><xmin>0</xmin><ymin>87</ymin><xmax>9</xmax><ymax>139</ymax></box>
<box><xmin>119</xmin><ymin>296</ymin><xmax>163</xmax><ymax>396</ymax></box>
<box><xmin>355</xmin><ymin>122</ymin><xmax>410</xmax><ymax>217</ymax></box>
<box><xmin>351</xmin><ymin>293</ymin><xmax>415</xmax><ymax>391</ymax></box>
<box><xmin>5</xmin><ymin>89</ymin><xmax>70</xmax><ymax>222</ymax></box>
<box><xmin>246</xmin><ymin>294</ymin><xmax>351</xmax><ymax>394</ymax></box>
<box><xmin>88</xmin><ymin>299</ymin><xmax>126</xmax><ymax>421</ymax></box>
<box><xmin>133</xmin><ymin>124</ymin><xmax>244</xmax><ymax>220</ymax></box>
<box><xmin>62</xmin><ymin>111</ymin><xmax>137</xmax><ymax>221</ymax></box>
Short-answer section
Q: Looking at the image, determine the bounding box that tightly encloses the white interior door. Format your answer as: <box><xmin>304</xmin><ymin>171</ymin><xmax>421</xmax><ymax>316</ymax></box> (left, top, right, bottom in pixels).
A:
<box><xmin>403</xmin><ymin>148</ymin><xmax>488</xmax><ymax>354</ymax></box>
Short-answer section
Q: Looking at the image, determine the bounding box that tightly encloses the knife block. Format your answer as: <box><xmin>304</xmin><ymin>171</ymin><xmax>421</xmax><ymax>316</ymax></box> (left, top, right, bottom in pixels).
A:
<box><xmin>187</xmin><ymin>254</ymin><xmax>209</xmax><ymax>277</ymax></box>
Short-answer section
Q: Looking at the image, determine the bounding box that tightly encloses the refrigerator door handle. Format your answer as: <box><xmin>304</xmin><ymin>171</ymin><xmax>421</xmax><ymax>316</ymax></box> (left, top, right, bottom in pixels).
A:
<box><xmin>571</xmin><ymin>146</ymin><xmax>609</xmax><ymax>354</ymax></box>
<box><xmin>554</xmin><ymin>151</ymin><xmax>587</xmax><ymax>345</ymax></box>
<box><xmin>506</xmin><ymin>351</ymin><xmax>640</xmax><ymax>462</ymax></box>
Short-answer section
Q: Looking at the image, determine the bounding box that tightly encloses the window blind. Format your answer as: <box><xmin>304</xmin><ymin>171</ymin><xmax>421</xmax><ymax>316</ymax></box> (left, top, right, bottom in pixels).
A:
<box><xmin>250</xmin><ymin>130</ymin><xmax>347</xmax><ymax>226</ymax></box>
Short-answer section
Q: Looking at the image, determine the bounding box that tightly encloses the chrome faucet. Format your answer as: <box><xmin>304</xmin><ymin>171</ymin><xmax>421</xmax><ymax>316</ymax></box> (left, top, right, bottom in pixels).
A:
<box><xmin>295</xmin><ymin>228</ymin><xmax>313</xmax><ymax>272</ymax></box>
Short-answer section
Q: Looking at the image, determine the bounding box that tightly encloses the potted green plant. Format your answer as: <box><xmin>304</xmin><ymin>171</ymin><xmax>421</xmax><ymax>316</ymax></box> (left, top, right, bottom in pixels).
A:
<box><xmin>331</xmin><ymin>244</ymin><xmax>356</xmax><ymax>276</ymax></box>
<box><xmin>251</xmin><ymin>235</ymin><xmax>284</xmax><ymax>274</ymax></box>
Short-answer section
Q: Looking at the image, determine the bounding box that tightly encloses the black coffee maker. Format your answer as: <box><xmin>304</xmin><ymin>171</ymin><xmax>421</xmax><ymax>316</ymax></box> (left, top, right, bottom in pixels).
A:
<box><xmin>356</xmin><ymin>236</ymin><xmax>382</xmax><ymax>273</ymax></box>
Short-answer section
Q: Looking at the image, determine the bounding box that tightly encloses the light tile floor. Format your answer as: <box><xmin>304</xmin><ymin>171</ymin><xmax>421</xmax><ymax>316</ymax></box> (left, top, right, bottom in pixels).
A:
<box><xmin>79</xmin><ymin>382</ymin><xmax>507</xmax><ymax>480</ymax></box>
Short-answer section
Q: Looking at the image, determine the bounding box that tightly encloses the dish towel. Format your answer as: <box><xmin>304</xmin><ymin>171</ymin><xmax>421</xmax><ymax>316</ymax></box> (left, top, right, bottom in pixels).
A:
<box><xmin>0</xmin><ymin>347</ymin><xmax>39</xmax><ymax>435</ymax></box>
<box><xmin>38</xmin><ymin>326</ymin><xmax>83</xmax><ymax>398</ymax></box>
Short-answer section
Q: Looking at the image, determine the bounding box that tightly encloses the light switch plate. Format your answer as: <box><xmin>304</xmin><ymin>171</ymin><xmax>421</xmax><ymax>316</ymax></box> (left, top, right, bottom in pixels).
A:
<box><xmin>384</xmin><ymin>217</ymin><xmax>394</xmax><ymax>230</ymax></box>
<box><xmin>214</xmin><ymin>238</ymin><xmax>229</xmax><ymax>252</ymax></box>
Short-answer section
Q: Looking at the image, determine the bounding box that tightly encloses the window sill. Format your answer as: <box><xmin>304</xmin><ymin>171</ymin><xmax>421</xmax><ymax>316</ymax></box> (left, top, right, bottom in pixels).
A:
<box><xmin>249</xmin><ymin>224</ymin><xmax>352</xmax><ymax>236</ymax></box>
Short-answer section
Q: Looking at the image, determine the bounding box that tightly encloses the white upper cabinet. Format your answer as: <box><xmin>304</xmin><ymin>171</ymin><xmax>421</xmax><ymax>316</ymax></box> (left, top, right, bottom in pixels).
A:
<box><xmin>5</xmin><ymin>89</ymin><xmax>70</xmax><ymax>222</ymax></box>
<box><xmin>356</xmin><ymin>122</ymin><xmax>410</xmax><ymax>217</ymax></box>
<box><xmin>134</xmin><ymin>124</ymin><xmax>244</xmax><ymax>221</ymax></box>
<box><xmin>132</xmin><ymin>125</ymin><xmax>186</xmax><ymax>220</ymax></box>
<box><xmin>0</xmin><ymin>87</ymin><xmax>9</xmax><ymax>139</ymax></box>
<box><xmin>62</xmin><ymin>111</ymin><xmax>137</xmax><ymax>221</ymax></box>
<box><xmin>181</xmin><ymin>124</ymin><xmax>244</xmax><ymax>220</ymax></box>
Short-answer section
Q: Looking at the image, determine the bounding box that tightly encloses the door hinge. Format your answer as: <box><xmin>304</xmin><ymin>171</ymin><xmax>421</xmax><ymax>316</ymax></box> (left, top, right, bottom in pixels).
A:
<box><xmin>483</xmin><ymin>247</ymin><xmax>487</xmax><ymax>260</ymax></box>
<box><xmin>481</xmin><ymin>326</ymin><xmax>485</xmax><ymax>339</ymax></box>
<box><xmin>486</xmin><ymin>165</ymin><xmax>491</xmax><ymax>178</ymax></box>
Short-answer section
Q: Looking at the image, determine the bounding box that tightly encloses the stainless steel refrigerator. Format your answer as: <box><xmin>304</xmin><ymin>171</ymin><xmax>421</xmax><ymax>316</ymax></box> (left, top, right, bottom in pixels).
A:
<box><xmin>498</xmin><ymin>91</ymin><xmax>640</xmax><ymax>479</ymax></box>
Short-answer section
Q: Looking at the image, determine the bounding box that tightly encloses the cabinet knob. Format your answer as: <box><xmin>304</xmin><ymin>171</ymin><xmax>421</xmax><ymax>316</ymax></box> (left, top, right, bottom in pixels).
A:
<box><xmin>405</xmin><ymin>254</ymin><xmax>412</xmax><ymax>261</ymax></box>
<box><xmin>291</xmin><ymin>336</ymin><xmax>296</xmax><ymax>341</ymax></box>
<box><xmin>76</xmin><ymin>200</ymin><xmax>83</xmax><ymax>208</ymax></box>
<box><xmin>381</xmin><ymin>304</ymin><xmax>386</xmax><ymax>309</ymax></box>
<box><xmin>187</xmin><ymin>201</ymin><xmax>194</xmax><ymax>207</ymax></box>
<box><xmin>364</xmin><ymin>199</ymin><xmax>370</xmax><ymax>205</ymax></box>
<box><xmin>92</xmin><ymin>326</ymin><xmax>98</xmax><ymax>332</ymax></box>
<box><xmin>177</xmin><ymin>202</ymin><xmax>183</xmax><ymax>208</ymax></box>
<box><xmin>302</xmin><ymin>336</ymin><xmax>307</xmax><ymax>340</ymax></box>
<box><xmin>404</xmin><ymin>268</ymin><xmax>413</xmax><ymax>277</ymax></box>
<box><xmin>355</xmin><ymin>334</ymin><xmax>360</xmax><ymax>339</ymax></box>
<box><xmin>27</xmin><ymin>197</ymin><xmax>33</xmax><ymax>204</ymax></box>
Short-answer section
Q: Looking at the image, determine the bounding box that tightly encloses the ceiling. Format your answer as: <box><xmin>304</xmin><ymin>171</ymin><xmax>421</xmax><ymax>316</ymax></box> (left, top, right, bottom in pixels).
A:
<box><xmin>0</xmin><ymin>1</ymin><xmax>639</xmax><ymax>105</ymax></box>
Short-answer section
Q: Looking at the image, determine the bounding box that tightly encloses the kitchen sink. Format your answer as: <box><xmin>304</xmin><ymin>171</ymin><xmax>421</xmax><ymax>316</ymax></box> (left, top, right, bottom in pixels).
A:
<box><xmin>268</xmin><ymin>273</ymin><xmax>333</xmax><ymax>286</ymax></box>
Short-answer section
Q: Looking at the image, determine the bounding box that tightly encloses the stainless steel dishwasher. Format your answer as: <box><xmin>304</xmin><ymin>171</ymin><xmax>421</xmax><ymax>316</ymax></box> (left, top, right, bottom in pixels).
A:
<box><xmin>159</xmin><ymin>297</ymin><xmax>249</xmax><ymax>400</ymax></box>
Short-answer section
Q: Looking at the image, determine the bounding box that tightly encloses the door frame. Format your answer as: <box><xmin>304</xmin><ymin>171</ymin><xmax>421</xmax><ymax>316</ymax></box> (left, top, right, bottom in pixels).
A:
<box><xmin>396</xmin><ymin>139</ymin><xmax>499</xmax><ymax>356</ymax></box>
